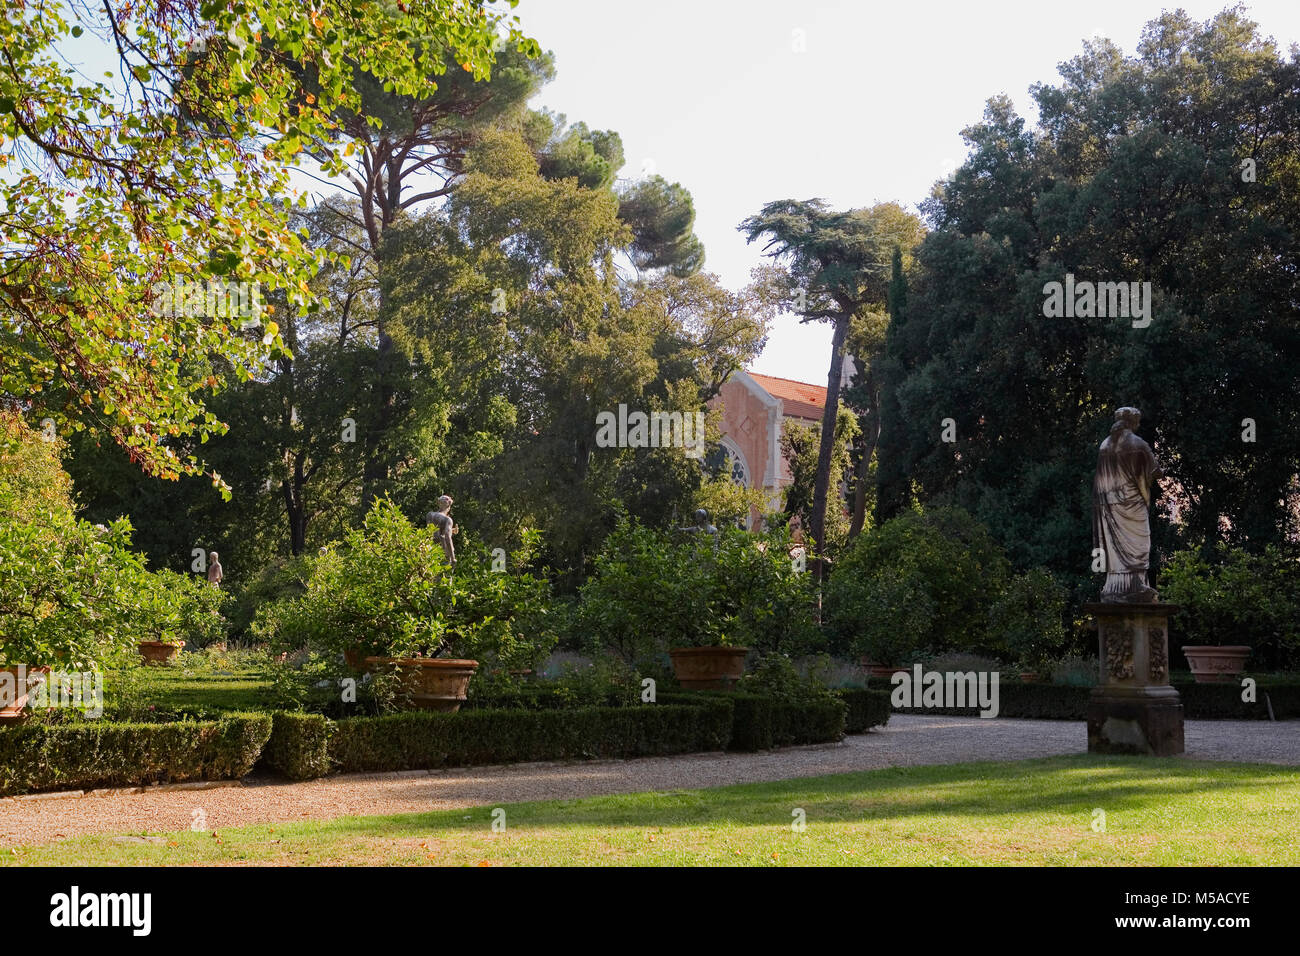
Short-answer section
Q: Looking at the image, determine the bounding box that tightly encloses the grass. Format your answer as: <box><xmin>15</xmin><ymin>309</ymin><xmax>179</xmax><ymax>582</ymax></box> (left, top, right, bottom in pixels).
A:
<box><xmin>7</xmin><ymin>755</ymin><xmax>1299</xmax><ymax>866</ymax></box>
<box><xmin>101</xmin><ymin>651</ymin><xmax>277</xmax><ymax>716</ymax></box>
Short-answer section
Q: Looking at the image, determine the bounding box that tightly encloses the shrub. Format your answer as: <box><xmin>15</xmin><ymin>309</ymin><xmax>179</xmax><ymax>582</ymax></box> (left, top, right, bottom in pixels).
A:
<box><xmin>737</xmin><ymin>653</ymin><xmax>835</xmax><ymax>703</ymax></box>
<box><xmin>721</xmin><ymin>694</ymin><xmax>846</xmax><ymax>751</ymax></box>
<box><xmin>1049</xmin><ymin>655</ymin><xmax>1099</xmax><ymax>687</ymax></box>
<box><xmin>0</xmin><ymin>411</ymin><xmax>160</xmax><ymax>669</ymax></box>
<box><xmin>988</xmin><ymin>568</ymin><xmax>1068</xmax><ymax>671</ymax></box>
<box><xmin>867</xmin><ymin>677</ymin><xmax>1300</xmax><ymax>720</ymax></box>
<box><xmin>575</xmin><ymin>519</ymin><xmax>819</xmax><ymax>666</ymax></box>
<box><xmin>327</xmin><ymin>700</ymin><xmax>735</xmax><ymax>773</ymax></box>
<box><xmin>259</xmin><ymin>713</ymin><xmax>332</xmax><ymax>780</ymax></box>
<box><xmin>837</xmin><ymin>688</ymin><xmax>892</xmax><ymax>733</ymax></box>
<box><xmin>1161</xmin><ymin>544</ymin><xmax>1300</xmax><ymax>670</ymax></box>
<box><xmin>137</xmin><ymin>570</ymin><xmax>232</xmax><ymax>649</ymax></box>
<box><xmin>0</xmin><ymin>713</ymin><xmax>272</xmax><ymax>796</ymax></box>
<box><xmin>826</xmin><ymin>507</ymin><xmax>1010</xmax><ymax>662</ymax></box>
<box><xmin>253</xmin><ymin>500</ymin><xmax>555</xmax><ymax>707</ymax></box>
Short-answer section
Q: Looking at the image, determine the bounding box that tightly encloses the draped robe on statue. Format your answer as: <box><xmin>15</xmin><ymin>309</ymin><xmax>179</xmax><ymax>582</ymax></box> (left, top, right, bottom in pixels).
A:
<box><xmin>1092</xmin><ymin>424</ymin><xmax>1162</xmax><ymax>602</ymax></box>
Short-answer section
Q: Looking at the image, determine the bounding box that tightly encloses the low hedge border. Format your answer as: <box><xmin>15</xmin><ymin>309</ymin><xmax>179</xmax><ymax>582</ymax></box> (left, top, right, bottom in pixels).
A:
<box><xmin>328</xmin><ymin>699</ymin><xmax>735</xmax><ymax>773</ymax></box>
<box><xmin>258</xmin><ymin>712</ymin><xmax>333</xmax><ymax>781</ymax></box>
<box><xmin>836</xmin><ymin>688</ymin><xmax>892</xmax><ymax>733</ymax></box>
<box><xmin>658</xmin><ymin>691</ymin><xmax>849</xmax><ymax>750</ymax></box>
<box><xmin>865</xmin><ymin>678</ymin><xmax>1300</xmax><ymax>720</ymax></box>
<box><xmin>261</xmin><ymin>691</ymin><xmax>855</xmax><ymax>780</ymax></box>
<box><xmin>0</xmin><ymin>713</ymin><xmax>272</xmax><ymax>797</ymax></box>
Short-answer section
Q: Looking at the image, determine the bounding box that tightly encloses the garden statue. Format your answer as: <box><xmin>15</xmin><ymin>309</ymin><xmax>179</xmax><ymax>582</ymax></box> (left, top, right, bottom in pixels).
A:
<box><xmin>207</xmin><ymin>551</ymin><xmax>223</xmax><ymax>586</ymax></box>
<box><xmin>1085</xmin><ymin>406</ymin><xmax>1183</xmax><ymax>756</ymax></box>
<box><xmin>425</xmin><ymin>494</ymin><xmax>457</xmax><ymax>566</ymax></box>
<box><xmin>1092</xmin><ymin>406</ymin><xmax>1162</xmax><ymax>603</ymax></box>
<box><xmin>679</xmin><ymin>508</ymin><xmax>718</xmax><ymax>536</ymax></box>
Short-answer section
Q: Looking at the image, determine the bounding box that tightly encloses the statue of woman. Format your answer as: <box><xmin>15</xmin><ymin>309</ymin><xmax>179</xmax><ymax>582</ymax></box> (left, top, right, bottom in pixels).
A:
<box><xmin>425</xmin><ymin>495</ymin><xmax>457</xmax><ymax>566</ymax></box>
<box><xmin>1092</xmin><ymin>407</ymin><xmax>1163</xmax><ymax>602</ymax></box>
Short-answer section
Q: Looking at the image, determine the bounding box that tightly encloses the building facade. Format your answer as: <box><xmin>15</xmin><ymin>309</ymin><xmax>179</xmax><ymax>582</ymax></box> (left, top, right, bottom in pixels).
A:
<box><xmin>709</xmin><ymin>370</ymin><xmax>829</xmax><ymax>528</ymax></box>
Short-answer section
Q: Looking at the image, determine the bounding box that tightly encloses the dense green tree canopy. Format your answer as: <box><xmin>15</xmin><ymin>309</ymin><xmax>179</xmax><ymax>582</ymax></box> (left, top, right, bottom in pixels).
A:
<box><xmin>878</xmin><ymin>7</ymin><xmax>1300</xmax><ymax>604</ymax></box>
<box><xmin>1</xmin><ymin>0</ymin><xmax>532</xmax><ymax>490</ymax></box>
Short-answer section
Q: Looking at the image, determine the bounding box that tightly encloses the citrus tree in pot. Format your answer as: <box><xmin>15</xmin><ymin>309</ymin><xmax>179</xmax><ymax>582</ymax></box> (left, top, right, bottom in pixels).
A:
<box><xmin>135</xmin><ymin>570</ymin><xmax>230</xmax><ymax>665</ymax></box>
<box><xmin>575</xmin><ymin>519</ymin><xmax>817</xmax><ymax>689</ymax></box>
<box><xmin>257</xmin><ymin>500</ymin><xmax>552</xmax><ymax>712</ymax></box>
<box><xmin>825</xmin><ymin>507</ymin><xmax>1010</xmax><ymax>677</ymax></box>
<box><xmin>1161</xmin><ymin>545</ymin><xmax>1298</xmax><ymax>682</ymax></box>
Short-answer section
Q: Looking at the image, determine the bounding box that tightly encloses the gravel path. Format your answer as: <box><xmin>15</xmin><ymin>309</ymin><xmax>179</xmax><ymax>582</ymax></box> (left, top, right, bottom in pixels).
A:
<box><xmin>2</xmin><ymin>715</ymin><xmax>1296</xmax><ymax>848</ymax></box>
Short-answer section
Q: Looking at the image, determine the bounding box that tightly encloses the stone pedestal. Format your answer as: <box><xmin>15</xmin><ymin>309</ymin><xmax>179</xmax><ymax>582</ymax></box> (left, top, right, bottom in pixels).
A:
<box><xmin>1085</xmin><ymin>602</ymin><xmax>1184</xmax><ymax>756</ymax></box>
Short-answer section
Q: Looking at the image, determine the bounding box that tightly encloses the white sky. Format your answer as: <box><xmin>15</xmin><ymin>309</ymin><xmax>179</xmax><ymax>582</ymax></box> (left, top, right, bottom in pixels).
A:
<box><xmin>516</xmin><ymin>0</ymin><xmax>1300</xmax><ymax>384</ymax></box>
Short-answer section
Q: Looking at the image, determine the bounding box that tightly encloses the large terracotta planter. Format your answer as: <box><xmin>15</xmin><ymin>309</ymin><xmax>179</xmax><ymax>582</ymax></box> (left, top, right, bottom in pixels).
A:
<box><xmin>1183</xmin><ymin>645</ymin><xmax>1251</xmax><ymax>683</ymax></box>
<box><xmin>138</xmin><ymin>641</ymin><xmax>184</xmax><ymax>665</ymax></box>
<box><xmin>0</xmin><ymin>666</ymin><xmax>51</xmax><ymax>724</ymax></box>
<box><xmin>859</xmin><ymin>658</ymin><xmax>909</xmax><ymax>680</ymax></box>
<box><xmin>365</xmin><ymin>657</ymin><xmax>478</xmax><ymax>711</ymax></box>
<box><xmin>669</xmin><ymin>646</ymin><xmax>749</xmax><ymax>690</ymax></box>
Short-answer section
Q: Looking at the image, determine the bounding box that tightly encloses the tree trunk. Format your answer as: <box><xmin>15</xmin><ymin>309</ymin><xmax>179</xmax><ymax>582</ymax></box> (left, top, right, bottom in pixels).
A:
<box><xmin>848</xmin><ymin>365</ymin><xmax>880</xmax><ymax>540</ymax></box>
<box><xmin>281</xmin><ymin>462</ymin><xmax>307</xmax><ymax>557</ymax></box>
<box><xmin>810</xmin><ymin>315</ymin><xmax>849</xmax><ymax>573</ymax></box>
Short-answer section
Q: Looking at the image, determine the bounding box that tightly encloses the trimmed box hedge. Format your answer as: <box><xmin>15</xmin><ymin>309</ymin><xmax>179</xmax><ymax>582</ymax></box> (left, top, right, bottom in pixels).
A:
<box><xmin>866</xmin><ymin>677</ymin><xmax>1300</xmax><ymax>720</ymax></box>
<box><xmin>836</xmin><ymin>688</ymin><xmax>892</xmax><ymax>733</ymax></box>
<box><xmin>720</xmin><ymin>694</ymin><xmax>847</xmax><ymax>751</ymax></box>
<box><xmin>0</xmin><ymin>713</ymin><xmax>272</xmax><ymax>797</ymax></box>
<box><xmin>1174</xmin><ymin>680</ymin><xmax>1300</xmax><ymax>719</ymax></box>
<box><xmin>258</xmin><ymin>712</ymin><xmax>332</xmax><ymax>781</ymax></box>
<box><xmin>328</xmin><ymin>699</ymin><xmax>735</xmax><ymax>773</ymax></box>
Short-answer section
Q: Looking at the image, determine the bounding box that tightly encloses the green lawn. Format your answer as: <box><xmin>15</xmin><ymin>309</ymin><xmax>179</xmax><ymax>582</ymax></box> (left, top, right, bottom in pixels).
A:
<box><xmin>102</xmin><ymin>655</ymin><xmax>277</xmax><ymax>716</ymax></box>
<box><xmin>8</xmin><ymin>755</ymin><xmax>1299</xmax><ymax>866</ymax></box>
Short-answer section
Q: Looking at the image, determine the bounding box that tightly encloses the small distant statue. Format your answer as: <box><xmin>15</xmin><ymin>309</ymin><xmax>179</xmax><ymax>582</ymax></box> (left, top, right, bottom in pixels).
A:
<box><xmin>425</xmin><ymin>495</ymin><xmax>457</xmax><ymax>566</ymax></box>
<box><xmin>679</xmin><ymin>508</ymin><xmax>718</xmax><ymax>536</ymax></box>
<box><xmin>1093</xmin><ymin>407</ymin><xmax>1163</xmax><ymax>603</ymax></box>
<box><xmin>206</xmin><ymin>551</ymin><xmax>223</xmax><ymax>587</ymax></box>
<box><xmin>788</xmin><ymin>513</ymin><xmax>805</xmax><ymax>547</ymax></box>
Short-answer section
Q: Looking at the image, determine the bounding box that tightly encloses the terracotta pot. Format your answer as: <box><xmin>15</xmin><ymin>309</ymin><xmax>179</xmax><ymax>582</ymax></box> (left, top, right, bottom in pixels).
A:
<box><xmin>1019</xmin><ymin>671</ymin><xmax>1041</xmax><ymax>683</ymax></box>
<box><xmin>0</xmin><ymin>666</ymin><xmax>51</xmax><ymax>724</ymax></box>
<box><xmin>1183</xmin><ymin>645</ymin><xmax>1251</xmax><ymax>683</ymax></box>
<box><xmin>859</xmin><ymin>658</ymin><xmax>909</xmax><ymax>680</ymax></box>
<box><xmin>365</xmin><ymin>657</ymin><xmax>478</xmax><ymax>711</ymax></box>
<box><xmin>138</xmin><ymin>641</ymin><xmax>184</xmax><ymax>665</ymax></box>
<box><xmin>669</xmin><ymin>646</ymin><xmax>749</xmax><ymax>690</ymax></box>
<box><xmin>343</xmin><ymin>646</ymin><xmax>367</xmax><ymax>671</ymax></box>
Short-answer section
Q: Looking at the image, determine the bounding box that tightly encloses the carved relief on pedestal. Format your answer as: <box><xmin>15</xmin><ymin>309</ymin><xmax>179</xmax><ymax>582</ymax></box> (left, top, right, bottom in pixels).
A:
<box><xmin>1101</xmin><ymin>619</ymin><xmax>1135</xmax><ymax>680</ymax></box>
<box><xmin>1149</xmin><ymin>625</ymin><xmax>1167</xmax><ymax>683</ymax></box>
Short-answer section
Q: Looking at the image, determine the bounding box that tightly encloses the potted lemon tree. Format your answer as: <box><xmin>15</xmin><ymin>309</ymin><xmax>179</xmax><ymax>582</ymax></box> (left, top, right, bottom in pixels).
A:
<box><xmin>258</xmin><ymin>500</ymin><xmax>551</xmax><ymax>712</ymax></box>
<box><xmin>575</xmin><ymin>520</ymin><xmax>817</xmax><ymax>689</ymax></box>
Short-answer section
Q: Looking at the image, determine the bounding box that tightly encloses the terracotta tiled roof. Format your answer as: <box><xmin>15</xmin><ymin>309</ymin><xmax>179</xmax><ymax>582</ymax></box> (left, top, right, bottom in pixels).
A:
<box><xmin>748</xmin><ymin>372</ymin><xmax>826</xmax><ymax>421</ymax></box>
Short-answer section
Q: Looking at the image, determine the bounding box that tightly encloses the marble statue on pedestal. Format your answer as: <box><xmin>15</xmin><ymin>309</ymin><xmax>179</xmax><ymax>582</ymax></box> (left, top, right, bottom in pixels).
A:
<box><xmin>1092</xmin><ymin>407</ymin><xmax>1163</xmax><ymax>603</ymax></box>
